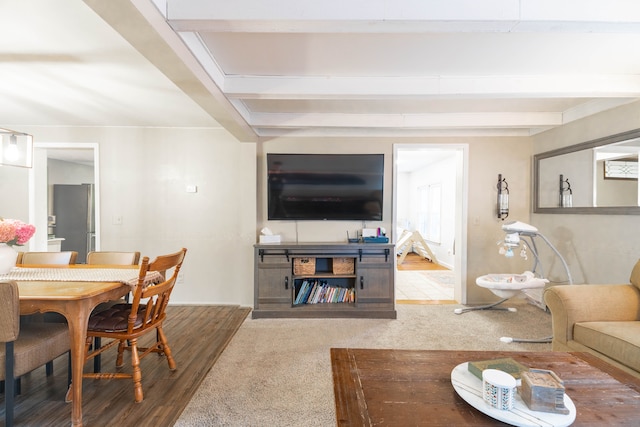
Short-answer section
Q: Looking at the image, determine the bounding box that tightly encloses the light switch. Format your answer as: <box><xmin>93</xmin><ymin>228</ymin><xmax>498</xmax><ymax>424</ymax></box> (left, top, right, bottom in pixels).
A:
<box><xmin>186</xmin><ymin>185</ymin><xmax>198</xmax><ymax>193</ymax></box>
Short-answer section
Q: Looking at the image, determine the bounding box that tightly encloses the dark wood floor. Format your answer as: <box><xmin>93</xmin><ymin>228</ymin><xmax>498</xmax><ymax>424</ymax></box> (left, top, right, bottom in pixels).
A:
<box><xmin>1</xmin><ymin>305</ymin><xmax>251</xmax><ymax>427</ymax></box>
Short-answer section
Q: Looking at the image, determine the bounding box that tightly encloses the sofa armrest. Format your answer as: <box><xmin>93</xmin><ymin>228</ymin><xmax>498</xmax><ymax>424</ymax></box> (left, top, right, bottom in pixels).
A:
<box><xmin>544</xmin><ymin>284</ymin><xmax>640</xmax><ymax>346</ymax></box>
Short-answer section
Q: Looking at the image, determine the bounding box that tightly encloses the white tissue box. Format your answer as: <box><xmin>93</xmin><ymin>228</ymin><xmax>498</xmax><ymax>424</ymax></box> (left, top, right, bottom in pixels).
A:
<box><xmin>362</xmin><ymin>228</ymin><xmax>378</xmax><ymax>238</ymax></box>
<box><xmin>259</xmin><ymin>235</ymin><xmax>281</xmax><ymax>244</ymax></box>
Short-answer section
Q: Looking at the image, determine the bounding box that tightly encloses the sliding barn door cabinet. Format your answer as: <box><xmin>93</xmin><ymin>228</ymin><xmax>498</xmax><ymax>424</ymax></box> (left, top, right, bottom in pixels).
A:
<box><xmin>253</xmin><ymin>243</ymin><xmax>396</xmax><ymax>319</ymax></box>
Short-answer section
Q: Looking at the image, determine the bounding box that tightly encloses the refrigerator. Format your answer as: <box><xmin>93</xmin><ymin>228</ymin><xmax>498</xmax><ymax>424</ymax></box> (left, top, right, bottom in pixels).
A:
<box><xmin>53</xmin><ymin>184</ymin><xmax>95</xmax><ymax>264</ymax></box>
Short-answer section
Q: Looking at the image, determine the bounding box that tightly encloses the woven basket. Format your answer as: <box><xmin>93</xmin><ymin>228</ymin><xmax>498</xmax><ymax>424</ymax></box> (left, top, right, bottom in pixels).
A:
<box><xmin>293</xmin><ymin>257</ymin><xmax>316</xmax><ymax>275</ymax></box>
<box><xmin>332</xmin><ymin>258</ymin><xmax>355</xmax><ymax>275</ymax></box>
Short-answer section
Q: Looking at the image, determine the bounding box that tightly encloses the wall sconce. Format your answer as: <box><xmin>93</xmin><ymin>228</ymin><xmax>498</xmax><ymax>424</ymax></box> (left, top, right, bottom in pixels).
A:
<box><xmin>559</xmin><ymin>174</ymin><xmax>572</xmax><ymax>208</ymax></box>
<box><xmin>497</xmin><ymin>174</ymin><xmax>509</xmax><ymax>220</ymax></box>
<box><xmin>0</xmin><ymin>128</ymin><xmax>33</xmax><ymax>168</ymax></box>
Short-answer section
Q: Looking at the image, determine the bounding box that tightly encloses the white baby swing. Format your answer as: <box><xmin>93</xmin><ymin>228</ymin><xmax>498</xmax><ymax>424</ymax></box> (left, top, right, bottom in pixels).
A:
<box><xmin>455</xmin><ymin>221</ymin><xmax>573</xmax><ymax>343</ymax></box>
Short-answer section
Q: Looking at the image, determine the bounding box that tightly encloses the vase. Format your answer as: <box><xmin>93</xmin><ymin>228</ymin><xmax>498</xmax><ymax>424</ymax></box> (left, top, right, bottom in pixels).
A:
<box><xmin>0</xmin><ymin>243</ymin><xmax>18</xmax><ymax>274</ymax></box>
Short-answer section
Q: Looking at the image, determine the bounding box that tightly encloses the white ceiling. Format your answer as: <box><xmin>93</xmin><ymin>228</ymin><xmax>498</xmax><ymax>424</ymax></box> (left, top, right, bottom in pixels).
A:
<box><xmin>2</xmin><ymin>0</ymin><xmax>640</xmax><ymax>145</ymax></box>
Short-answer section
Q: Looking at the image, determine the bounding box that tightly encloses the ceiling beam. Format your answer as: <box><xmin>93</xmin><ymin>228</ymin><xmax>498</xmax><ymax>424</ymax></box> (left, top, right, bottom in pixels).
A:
<box><xmin>562</xmin><ymin>98</ymin><xmax>640</xmax><ymax>123</ymax></box>
<box><xmin>250</xmin><ymin>111</ymin><xmax>562</xmax><ymax>128</ymax></box>
<box><xmin>165</xmin><ymin>0</ymin><xmax>640</xmax><ymax>33</ymax></box>
<box><xmin>255</xmin><ymin>127</ymin><xmax>534</xmax><ymax>138</ymax></box>
<box><xmin>224</xmin><ymin>75</ymin><xmax>640</xmax><ymax>99</ymax></box>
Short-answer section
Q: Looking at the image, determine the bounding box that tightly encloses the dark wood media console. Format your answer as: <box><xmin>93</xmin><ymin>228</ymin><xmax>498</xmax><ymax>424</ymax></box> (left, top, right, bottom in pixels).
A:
<box><xmin>253</xmin><ymin>242</ymin><xmax>396</xmax><ymax>319</ymax></box>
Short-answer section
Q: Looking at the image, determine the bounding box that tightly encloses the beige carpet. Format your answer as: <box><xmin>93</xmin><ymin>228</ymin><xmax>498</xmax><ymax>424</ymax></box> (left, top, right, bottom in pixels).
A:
<box><xmin>175</xmin><ymin>299</ymin><xmax>551</xmax><ymax>426</ymax></box>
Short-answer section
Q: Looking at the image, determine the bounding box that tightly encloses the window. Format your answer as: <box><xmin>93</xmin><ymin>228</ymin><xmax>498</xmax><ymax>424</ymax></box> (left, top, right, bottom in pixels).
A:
<box><xmin>418</xmin><ymin>183</ymin><xmax>441</xmax><ymax>243</ymax></box>
<box><xmin>604</xmin><ymin>158</ymin><xmax>638</xmax><ymax>180</ymax></box>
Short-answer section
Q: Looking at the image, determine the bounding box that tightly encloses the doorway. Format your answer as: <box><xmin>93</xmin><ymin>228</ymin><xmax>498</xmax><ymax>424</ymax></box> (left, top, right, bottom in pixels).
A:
<box><xmin>28</xmin><ymin>142</ymin><xmax>100</xmax><ymax>257</ymax></box>
<box><xmin>393</xmin><ymin>144</ymin><xmax>468</xmax><ymax>304</ymax></box>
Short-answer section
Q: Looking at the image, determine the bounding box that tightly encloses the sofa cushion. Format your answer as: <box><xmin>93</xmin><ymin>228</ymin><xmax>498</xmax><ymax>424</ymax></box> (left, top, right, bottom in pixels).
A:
<box><xmin>574</xmin><ymin>321</ymin><xmax>640</xmax><ymax>373</ymax></box>
<box><xmin>631</xmin><ymin>260</ymin><xmax>640</xmax><ymax>289</ymax></box>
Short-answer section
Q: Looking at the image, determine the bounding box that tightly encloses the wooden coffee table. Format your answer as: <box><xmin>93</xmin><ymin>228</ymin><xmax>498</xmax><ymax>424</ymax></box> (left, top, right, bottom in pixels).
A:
<box><xmin>331</xmin><ymin>349</ymin><xmax>640</xmax><ymax>426</ymax></box>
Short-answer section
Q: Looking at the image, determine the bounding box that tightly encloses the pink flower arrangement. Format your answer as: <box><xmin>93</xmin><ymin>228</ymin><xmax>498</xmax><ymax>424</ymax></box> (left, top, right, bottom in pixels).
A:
<box><xmin>0</xmin><ymin>217</ymin><xmax>36</xmax><ymax>246</ymax></box>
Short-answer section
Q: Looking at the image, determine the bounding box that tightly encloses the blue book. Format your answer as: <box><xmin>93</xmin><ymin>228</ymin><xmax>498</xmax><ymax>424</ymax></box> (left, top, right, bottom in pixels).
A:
<box><xmin>294</xmin><ymin>281</ymin><xmax>308</xmax><ymax>305</ymax></box>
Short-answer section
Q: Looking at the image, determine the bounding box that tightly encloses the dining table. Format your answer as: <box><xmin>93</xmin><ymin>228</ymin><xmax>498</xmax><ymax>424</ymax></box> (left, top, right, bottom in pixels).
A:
<box><xmin>0</xmin><ymin>264</ymin><xmax>160</xmax><ymax>427</ymax></box>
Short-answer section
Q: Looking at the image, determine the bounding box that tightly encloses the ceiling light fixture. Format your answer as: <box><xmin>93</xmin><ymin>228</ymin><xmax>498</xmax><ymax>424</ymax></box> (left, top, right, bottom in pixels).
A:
<box><xmin>5</xmin><ymin>134</ymin><xmax>20</xmax><ymax>161</ymax></box>
<box><xmin>0</xmin><ymin>129</ymin><xmax>33</xmax><ymax>168</ymax></box>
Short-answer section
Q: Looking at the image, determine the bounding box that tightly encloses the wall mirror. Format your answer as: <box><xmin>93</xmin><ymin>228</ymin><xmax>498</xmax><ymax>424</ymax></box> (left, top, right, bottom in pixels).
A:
<box><xmin>534</xmin><ymin>128</ymin><xmax>640</xmax><ymax>214</ymax></box>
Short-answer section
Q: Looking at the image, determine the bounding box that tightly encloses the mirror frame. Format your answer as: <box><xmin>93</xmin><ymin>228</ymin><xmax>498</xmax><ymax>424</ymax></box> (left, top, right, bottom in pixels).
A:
<box><xmin>534</xmin><ymin>128</ymin><xmax>640</xmax><ymax>214</ymax></box>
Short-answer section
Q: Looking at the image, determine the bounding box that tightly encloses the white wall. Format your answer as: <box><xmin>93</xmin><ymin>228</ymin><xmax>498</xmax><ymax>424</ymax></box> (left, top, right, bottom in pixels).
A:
<box><xmin>0</xmin><ymin>165</ymin><xmax>29</xmax><ymax>220</ymax></box>
<box><xmin>0</xmin><ymin>126</ymin><xmax>257</xmax><ymax>306</ymax></box>
<box><xmin>48</xmin><ymin>158</ymin><xmax>94</xmax><ymax>185</ymax></box>
<box><xmin>395</xmin><ymin>171</ymin><xmax>411</xmax><ymax>230</ymax></box>
<box><xmin>532</xmin><ymin>100</ymin><xmax>640</xmax><ymax>285</ymax></box>
<box><xmin>465</xmin><ymin>139</ymin><xmax>533</xmax><ymax>302</ymax></box>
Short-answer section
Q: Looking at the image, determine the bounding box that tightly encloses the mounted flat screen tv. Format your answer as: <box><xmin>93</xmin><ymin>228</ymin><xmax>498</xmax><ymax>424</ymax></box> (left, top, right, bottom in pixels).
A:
<box><xmin>267</xmin><ymin>153</ymin><xmax>384</xmax><ymax>221</ymax></box>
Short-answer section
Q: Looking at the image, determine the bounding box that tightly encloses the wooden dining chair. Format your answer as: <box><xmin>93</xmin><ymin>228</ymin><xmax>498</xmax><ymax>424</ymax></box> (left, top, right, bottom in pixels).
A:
<box><xmin>86</xmin><ymin>251</ymin><xmax>140</xmax><ymax>266</ymax></box>
<box><xmin>0</xmin><ymin>280</ymin><xmax>70</xmax><ymax>426</ymax></box>
<box><xmin>82</xmin><ymin>248</ymin><xmax>187</xmax><ymax>402</ymax></box>
<box><xmin>17</xmin><ymin>251</ymin><xmax>78</xmax><ymax>265</ymax></box>
<box><xmin>86</xmin><ymin>251</ymin><xmax>140</xmax><ymax>373</ymax></box>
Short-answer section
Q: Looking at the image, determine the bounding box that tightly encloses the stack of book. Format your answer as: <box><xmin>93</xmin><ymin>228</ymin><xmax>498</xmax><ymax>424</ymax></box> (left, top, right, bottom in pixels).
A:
<box><xmin>294</xmin><ymin>280</ymin><xmax>355</xmax><ymax>305</ymax></box>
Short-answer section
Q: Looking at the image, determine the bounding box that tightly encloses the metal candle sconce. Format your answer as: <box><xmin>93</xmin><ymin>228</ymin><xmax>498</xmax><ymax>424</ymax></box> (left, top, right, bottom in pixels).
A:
<box><xmin>497</xmin><ymin>174</ymin><xmax>509</xmax><ymax>220</ymax></box>
<box><xmin>559</xmin><ymin>174</ymin><xmax>572</xmax><ymax>208</ymax></box>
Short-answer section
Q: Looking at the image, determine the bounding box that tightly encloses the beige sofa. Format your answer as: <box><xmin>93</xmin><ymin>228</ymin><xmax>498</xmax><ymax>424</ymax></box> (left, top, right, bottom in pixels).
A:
<box><xmin>544</xmin><ymin>260</ymin><xmax>640</xmax><ymax>378</ymax></box>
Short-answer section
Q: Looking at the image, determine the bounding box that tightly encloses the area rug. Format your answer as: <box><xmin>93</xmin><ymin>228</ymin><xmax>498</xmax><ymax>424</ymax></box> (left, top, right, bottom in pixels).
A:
<box><xmin>419</xmin><ymin>270</ymin><xmax>455</xmax><ymax>288</ymax></box>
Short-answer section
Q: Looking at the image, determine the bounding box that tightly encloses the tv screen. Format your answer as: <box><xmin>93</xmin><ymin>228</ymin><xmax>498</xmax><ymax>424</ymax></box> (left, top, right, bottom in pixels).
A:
<box><xmin>267</xmin><ymin>153</ymin><xmax>384</xmax><ymax>221</ymax></box>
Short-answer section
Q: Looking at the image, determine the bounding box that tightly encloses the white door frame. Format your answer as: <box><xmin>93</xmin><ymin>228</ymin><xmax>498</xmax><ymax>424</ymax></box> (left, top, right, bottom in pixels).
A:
<box><xmin>392</xmin><ymin>143</ymin><xmax>469</xmax><ymax>304</ymax></box>
<box><xmin>28</xmin><ymin>142</ymin><xmax>101</xmax><ymax>253</ymax></box>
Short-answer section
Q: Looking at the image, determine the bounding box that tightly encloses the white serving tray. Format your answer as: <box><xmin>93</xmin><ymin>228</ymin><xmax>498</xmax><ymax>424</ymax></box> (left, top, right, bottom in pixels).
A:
<box><xmin>451</xmin><ymin>362</ymin><xmax>576</xmax><ymax>427</ymax></box>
